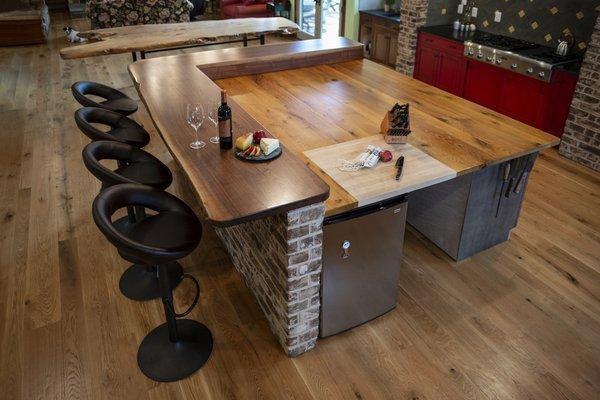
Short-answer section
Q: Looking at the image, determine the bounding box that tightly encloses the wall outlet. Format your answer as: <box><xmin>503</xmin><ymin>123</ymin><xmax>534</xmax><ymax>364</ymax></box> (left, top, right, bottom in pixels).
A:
<box><xmin>471</xmin><ymin>7</ymin><xmax>478</xmax><ymax>18</ymax></box>
<box><xmin>458</xmin><ymin>4</ymin><xmax>463</xmax><ymax>14</ymax></box>
<box><xmin>494</xmin><ymin>10</ymin><xmax>502</xmax><ymax>22</ymax></box>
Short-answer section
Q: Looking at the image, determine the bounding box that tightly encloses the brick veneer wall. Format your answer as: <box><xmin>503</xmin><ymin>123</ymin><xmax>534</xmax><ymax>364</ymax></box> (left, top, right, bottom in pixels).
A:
<box><xmin>559</xmin><ymin>15</ymin><xmax>600</xmax><ymax>171</ymax></box>
<box><xmin>396</xmin><ymin>0</ymin><xmax>430</xmax><ymax>76</ymax></box>
<box><xmin>215</xmin><ymin>203</ymin><xmax>325</xmax><ymax>356</ymax></box>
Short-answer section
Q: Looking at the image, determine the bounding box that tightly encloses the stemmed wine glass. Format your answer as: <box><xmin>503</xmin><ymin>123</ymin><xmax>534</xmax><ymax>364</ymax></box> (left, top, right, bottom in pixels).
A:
<box><xmin>207</xmin><ymin>99</ymin><xmax>220</xmax><ymax>144</ymax></box>
<box><xmin>186</xmin><ymin>103</ymin><xmax>206</xmax><ymax>149</ymax></box>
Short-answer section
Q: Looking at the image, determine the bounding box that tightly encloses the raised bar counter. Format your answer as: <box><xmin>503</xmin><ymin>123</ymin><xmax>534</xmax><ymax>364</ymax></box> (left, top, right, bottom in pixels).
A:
<box><xmin>128</xmin><ymin>38</ymin><xmax>559</xmax><ymax>356</ymax></box>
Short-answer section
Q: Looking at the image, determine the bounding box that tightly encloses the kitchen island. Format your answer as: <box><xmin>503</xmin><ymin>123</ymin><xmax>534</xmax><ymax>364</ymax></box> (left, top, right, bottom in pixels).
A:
<box><xmin>128</xmin><ymin>37</ymin><xmax>558</xmax><ymax>356</ymax></box>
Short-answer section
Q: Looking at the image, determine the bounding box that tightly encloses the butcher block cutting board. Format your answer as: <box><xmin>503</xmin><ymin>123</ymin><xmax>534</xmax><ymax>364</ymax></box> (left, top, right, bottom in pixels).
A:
<box><xmin>304</xmin><ymin>135</ymin><xmax>457</xmax><ymax>208</ymax></box>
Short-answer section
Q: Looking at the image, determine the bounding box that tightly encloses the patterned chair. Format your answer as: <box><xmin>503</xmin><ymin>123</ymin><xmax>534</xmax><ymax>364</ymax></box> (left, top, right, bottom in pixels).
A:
<box><xmin>86</xmin><ymin>0</ymin><xmax>193</xmax><ymax>29</ymax></box>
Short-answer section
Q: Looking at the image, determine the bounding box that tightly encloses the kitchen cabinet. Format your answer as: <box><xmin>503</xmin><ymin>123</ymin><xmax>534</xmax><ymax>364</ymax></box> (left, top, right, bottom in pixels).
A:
<box><xmin>415</xmin><ymin>31</ymin><xmax>579</xmax><ymax>137</ymax></box>
<box><xmin>408</xmin><ymin>153</ymin><xmax>538</xmax><ymax>261</ymax></box>
<box><xmin>464</xmin><ymin>59</ymin><xmax>577</xmax><ymax>135</ymax></box>
<box><xmin>437</xmin><ymin>53</ymin><xmax>468</xmax><ymax>95</ymax></box>
<box><xmin>463</xmin><ymin>59</ymin><xmax>504</xmax><ymax>109</ymax></box>
<box><xmin>415</xmin><ymin>45</ymin><xmax>439</xmax><ymax>85</ymax></box>
<box><xmin>497</xmin><ymin>73</ymin><xmax>548</xmax><ymax>127</ymax></box>
<box><xmin>414</xmin><ymin>32</ymin><xmax>467</xmax><ymax>96</ymax></box>
<box><xmin>359</xmin><ymin>11</ymin><xmax>399</xmax><ymax>68</ymax></box>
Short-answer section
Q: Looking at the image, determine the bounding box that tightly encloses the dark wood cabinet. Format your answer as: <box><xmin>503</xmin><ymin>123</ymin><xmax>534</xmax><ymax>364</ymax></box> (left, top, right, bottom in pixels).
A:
<box><xmin>415</xmin><ymin>31</ymin><xmax>579</xmax><ymax>137</ymax></box>
<box><xmin>359</xmin><ymin>12</ymin><xmax>399</xmax><ymax>68</ymax></box>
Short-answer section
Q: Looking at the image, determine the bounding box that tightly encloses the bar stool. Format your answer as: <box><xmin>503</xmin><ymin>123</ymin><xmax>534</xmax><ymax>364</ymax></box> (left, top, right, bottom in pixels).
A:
<box><xmin>75</xmin><ymin>107</ymin><xmax>150</xmax><ymax>148</ymax></box>
<box><xmin>72</xmin><ymin>81</ymin><xmax>138</xmax><ymax>115</ymax></box>
<box><xmin>83</xmin><ymin>141</ymin><xmax>177</xmax><ymax>301</ymax></box>
<box><xmin>93</xmin><ymin>184</ymin><xmax>212</xmax><ymax>382</ymax></box>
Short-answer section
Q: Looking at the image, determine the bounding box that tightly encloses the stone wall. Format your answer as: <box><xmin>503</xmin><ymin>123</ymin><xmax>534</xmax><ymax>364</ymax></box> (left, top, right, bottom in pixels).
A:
<box><xmin>215</xmin><ymin>203</ymin><xmax>325</xmax><ymax>356</ymax></box>
<box><xmin>396</xmin><ymin>0</ymin><xmax>430</xmax><ymax>76</ymax></box>
<box><xmin>559</xmin><ymin>15</ymin><xmax>600</xmax><ymax>171</ymax></box>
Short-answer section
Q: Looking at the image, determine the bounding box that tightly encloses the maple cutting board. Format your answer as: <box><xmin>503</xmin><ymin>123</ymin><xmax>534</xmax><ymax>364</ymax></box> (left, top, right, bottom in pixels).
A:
<box><xmin>304</xmin><ymin>135</ymin><xmax>457</xmax><ymax>208</ymax></box>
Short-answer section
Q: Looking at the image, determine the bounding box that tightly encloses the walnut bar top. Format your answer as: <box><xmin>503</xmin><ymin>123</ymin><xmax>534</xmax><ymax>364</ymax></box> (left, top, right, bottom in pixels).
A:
<box><xmin>128</xmin><ymin>44</ymin><xmax>339</xmax><ymax>227</ymax></box>
<box><xmin>60</xmin><ymin>17</ymin><xmax>298</xmax><ymax>59</ymax></box>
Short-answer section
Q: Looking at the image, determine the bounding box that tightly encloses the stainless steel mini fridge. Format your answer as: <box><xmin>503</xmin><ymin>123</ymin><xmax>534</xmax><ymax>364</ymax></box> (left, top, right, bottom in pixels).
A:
<box><xmin>319</xmin><ymin>196</ymin><xmax>408</xmax><ymax>338</ymax></box>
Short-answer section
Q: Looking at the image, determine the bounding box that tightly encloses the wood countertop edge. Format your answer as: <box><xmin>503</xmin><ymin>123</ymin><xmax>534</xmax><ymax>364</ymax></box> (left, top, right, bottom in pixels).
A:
<box><xmin>123</xmin><ymin>37</ymin><xmax>362</xmax><ymax>68</ymax></box>
<box><xmin>61</xmin><ymin>31</ymin><xmax>300</xmax><ymax>60</ymax></box>
<box><xmin>195</xmin><ymin>42</ymin><xmax>364</xmax><ymax>66</ymax></box>
<box><xmin>207</xmin><ymin>192</ymin><xmax>331</xmax><ymax>227</ymax></box>
<box><xmin>128</xmin><ymin>64</ymin><xmax>331</xmax><ymax>226</ymax></box>
<box><xmin>452</xmin><ymin>140</ymin><xmax>560</xmax><ymax>176</ymax></box>
<box><xmin>60</xmin><ymin>23</ymin><xmax>299</xmax><ymax>60</ymax></box>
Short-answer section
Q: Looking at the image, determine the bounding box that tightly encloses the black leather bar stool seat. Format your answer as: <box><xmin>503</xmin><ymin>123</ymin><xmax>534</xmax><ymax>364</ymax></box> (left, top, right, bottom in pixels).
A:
<box><xmin>75</xmin><ymin>107</ymin><xmax>150</xmax><ymax>148</ymax></box>
<box><xmin>72</xmin><ymin>81</ymin><xmax>138</xmax><ymax>115</ymax></box>
<box><xmin>93</xmin><ymin>184</ymin><xmax>212</xmax><ymax>382</ymax></box>
<box><xmin>83</xmin><ymin>141</ymin><xmax>175</xmax><ymax>301</ymax></box>
<box><xmin>83</xmin><ymin>141</ymin><xmax>172</xmax><ymax>191</ymax></box>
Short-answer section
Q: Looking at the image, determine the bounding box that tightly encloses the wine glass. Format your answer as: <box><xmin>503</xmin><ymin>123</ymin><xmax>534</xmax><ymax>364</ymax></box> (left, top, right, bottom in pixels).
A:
<box><xmin>207</xmin><ymin>99</ymin><xmax>220</xmax><ymax>144</ymax></box>
<box><xmin>186</xmin><ymin>103</ymin><xmax>206</xmax><ymax>150</ymax></box>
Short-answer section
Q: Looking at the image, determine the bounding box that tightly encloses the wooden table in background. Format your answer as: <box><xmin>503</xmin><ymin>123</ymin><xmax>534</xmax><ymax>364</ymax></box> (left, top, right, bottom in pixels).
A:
<box><xmin>59</xmin><ymin>17</ymin><xmax>299</xmax><ymax>60</ymax></box>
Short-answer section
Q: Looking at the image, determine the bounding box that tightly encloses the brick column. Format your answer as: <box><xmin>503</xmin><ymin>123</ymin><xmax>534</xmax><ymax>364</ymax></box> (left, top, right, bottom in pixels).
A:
<box><xmin>559</xmin><ymin>15</ymin><xmax>600</xmax><ymax>171</ymax></box>
<box><xmin>215</xmin><ymin>203</ymin><xmax>324</xmax><ymax>356</ymax></box>
<box><xmin>396</xmin><ymin>0</ymin><xmax>430</xmax><ymax>76</ymax></box>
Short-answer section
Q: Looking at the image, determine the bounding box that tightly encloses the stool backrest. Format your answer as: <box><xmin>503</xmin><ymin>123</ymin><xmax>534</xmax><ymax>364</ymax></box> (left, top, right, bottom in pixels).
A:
<box><xmin>93</xmin><ymin>184</ymin><xmax>201</xmax><ymax>263</ymax></box>
<box><xmin>82</xmin><ymin>141</ymin><xmax>153</xmax><ymax>188</ymax></box>
<box><xmin>72</xmin><ymin>81</ymin><xmax>127</xmax><ymax>108</ymax></box>
<box><xmin>74</xmin><ymin>107</ymin><xmax>136</xmax><ymax>142</ymax></box>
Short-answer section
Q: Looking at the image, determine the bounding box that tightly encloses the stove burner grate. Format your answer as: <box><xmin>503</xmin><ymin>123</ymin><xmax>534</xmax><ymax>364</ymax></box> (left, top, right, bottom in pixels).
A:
<box><xmin>527</xmin><ymin>51</ymin><xmax>582</xmax><ymax>65</ymax></box>
<box><xmin>473</xmin><ymin>34</ymin><xmax>539</xmax><ymax>51</ymax></box>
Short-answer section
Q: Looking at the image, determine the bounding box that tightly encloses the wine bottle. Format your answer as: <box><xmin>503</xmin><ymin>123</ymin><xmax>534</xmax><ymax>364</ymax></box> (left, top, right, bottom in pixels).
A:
<box><xmin>218</xmin><ymin>90</ymin><xmax>233</xmax><ymax>150</ymax></box>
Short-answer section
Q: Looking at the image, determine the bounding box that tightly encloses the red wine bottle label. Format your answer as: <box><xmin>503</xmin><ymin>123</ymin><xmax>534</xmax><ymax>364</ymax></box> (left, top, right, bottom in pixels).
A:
<box><xmin>219</xmin><ymin>119</ymin><xmax>231</xmax><ymax>138</ymax></box>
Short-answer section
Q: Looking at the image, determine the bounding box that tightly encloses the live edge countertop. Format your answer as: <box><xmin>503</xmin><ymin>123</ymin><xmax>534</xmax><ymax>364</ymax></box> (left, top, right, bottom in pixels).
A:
<box><xmin>129</xmin><ymin>38</ymin><xmax>559</xmax><ymax>221</ymax></box>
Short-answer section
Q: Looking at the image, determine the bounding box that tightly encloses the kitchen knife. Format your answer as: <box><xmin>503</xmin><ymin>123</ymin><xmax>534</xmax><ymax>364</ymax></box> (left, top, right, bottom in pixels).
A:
<box><xmin>395</xmin><ymin>156</ymin><xmax>405</xmax><ymax>181</ymax></box>
<box><xmin>505</xmin><ymin>159</ymin><xmax>518</xmax><ymax>198</ymax></box>
<box><xmin>495</xmin><ymin>162</ymin><xmax>510</xmax><ymax>218</ymax></box>
<box><xmin>514</xmin><ymin>154</ymin><xmax>534</xmax><ymax>194</ymax></box>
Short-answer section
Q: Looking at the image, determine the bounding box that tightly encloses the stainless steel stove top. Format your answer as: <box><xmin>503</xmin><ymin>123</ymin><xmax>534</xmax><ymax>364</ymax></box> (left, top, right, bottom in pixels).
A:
<box><xmin>464</xmin><ymin>34</ymin><xmax>581</xmax><ymax>82</ymax></box>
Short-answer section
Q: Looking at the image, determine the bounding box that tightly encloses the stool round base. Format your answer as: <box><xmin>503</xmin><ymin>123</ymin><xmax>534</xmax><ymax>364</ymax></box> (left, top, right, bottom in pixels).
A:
<box><xmin>119</xmin><ymin>262</ymin><xmax>183</xmax><ymax>301</ymax></box>
<box><xmin>137</xmin><ymin>319</ymin><xmax>213</xmax><ymax>382</ymax></box>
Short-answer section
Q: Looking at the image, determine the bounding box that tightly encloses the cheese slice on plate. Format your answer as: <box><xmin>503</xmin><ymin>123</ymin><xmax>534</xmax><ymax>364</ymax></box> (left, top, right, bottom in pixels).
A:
<box><xmin>260</xmin><ymin>138</ymin><xmax>280</xmax><ymax>156</ymax></box>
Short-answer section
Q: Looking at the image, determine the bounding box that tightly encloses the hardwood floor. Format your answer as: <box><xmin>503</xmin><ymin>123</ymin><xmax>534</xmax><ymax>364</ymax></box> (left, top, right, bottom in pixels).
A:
<box><xmin>1</xmin><ymin>12</ymin><xmax>599</xmax><ymax>400</ymax></box>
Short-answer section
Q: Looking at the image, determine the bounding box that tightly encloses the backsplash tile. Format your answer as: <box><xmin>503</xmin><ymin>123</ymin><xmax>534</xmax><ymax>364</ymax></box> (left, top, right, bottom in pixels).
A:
<box><xmin>426</xmin><ymin>0</ymin><xmax>600</xmax><ymax>52</ymax></box>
